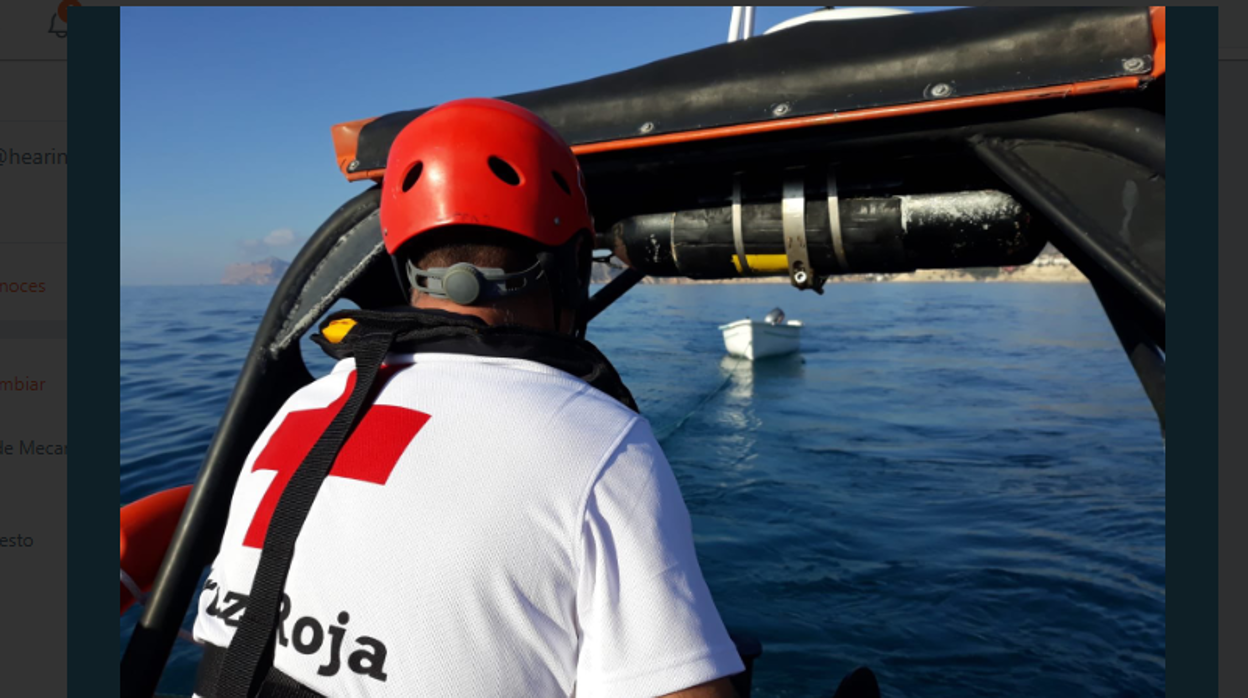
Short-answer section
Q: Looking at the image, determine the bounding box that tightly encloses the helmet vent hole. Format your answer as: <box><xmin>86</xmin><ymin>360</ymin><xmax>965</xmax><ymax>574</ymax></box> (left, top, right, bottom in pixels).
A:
<box><xmin>552</xmin><ymin>170</ymin><xmax>571</xmax><ymax>195</ymax></box>
<box><xmin>401</xmin><ymin>161</ymin><xmax>423</xmax><ymax>192</ymax></box>
<box><xmin>488</xmin><ymin>156</ymin><xmax>521</xmax><ymax>186</ymax></box>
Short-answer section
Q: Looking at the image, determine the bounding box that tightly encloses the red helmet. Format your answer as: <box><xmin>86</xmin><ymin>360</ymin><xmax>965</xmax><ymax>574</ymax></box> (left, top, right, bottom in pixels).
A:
<box><xmin>380</xmin><ymin>98</ymin><xmax>593</xmax><ymax>257</ymax></box>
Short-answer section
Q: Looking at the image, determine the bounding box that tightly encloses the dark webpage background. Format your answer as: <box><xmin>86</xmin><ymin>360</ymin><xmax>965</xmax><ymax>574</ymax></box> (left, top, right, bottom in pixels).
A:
<box><xmin>84</xmin><ymin>4</ymin><xmax>1231</xmax><ymax>698</ymax></box>
<box><xmin>0</xmin><ymin>1</ymin><xmax>68</xmax><ymax>696</ymax></box>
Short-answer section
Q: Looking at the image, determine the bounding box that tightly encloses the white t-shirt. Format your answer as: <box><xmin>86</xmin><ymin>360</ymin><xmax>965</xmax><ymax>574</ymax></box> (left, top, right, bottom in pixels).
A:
<box><xmin>193</xmin><ymin>352</ymin><xmax>744</xmax><ymax>697</ymax></box>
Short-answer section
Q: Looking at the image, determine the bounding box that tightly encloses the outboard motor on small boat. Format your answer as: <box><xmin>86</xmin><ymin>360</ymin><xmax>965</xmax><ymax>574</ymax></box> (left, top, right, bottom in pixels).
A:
<box><xmin>764</xmin><ymin>308</ymin><xmax>786</xmax><ymax>325</ymax></box>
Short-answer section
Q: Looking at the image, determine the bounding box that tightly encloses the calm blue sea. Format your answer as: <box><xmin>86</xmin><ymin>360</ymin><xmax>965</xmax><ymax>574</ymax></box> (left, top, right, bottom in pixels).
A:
<box><xmin>120</xmin><ymin>282</ymin><xmax>1165</xmax><ymax>698</ymax></box>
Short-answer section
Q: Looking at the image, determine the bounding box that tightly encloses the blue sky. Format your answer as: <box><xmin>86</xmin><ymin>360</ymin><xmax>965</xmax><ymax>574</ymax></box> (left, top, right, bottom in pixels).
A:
<box><xmin>120</xmin><ymin>6</ymin><xmax>959</xmax><ymax>285</ymax></box>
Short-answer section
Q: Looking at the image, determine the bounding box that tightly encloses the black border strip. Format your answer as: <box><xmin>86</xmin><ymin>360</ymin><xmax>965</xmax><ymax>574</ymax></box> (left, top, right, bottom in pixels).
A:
<box><xmin>73</xmin><ymin>6</ymin><xmax>120</xmax><ymax>698</ymax></box>
<box><xmin>1169</xmin><ymin>8</ymin><xmax>1219</xmax><ymax>698</ymax></box>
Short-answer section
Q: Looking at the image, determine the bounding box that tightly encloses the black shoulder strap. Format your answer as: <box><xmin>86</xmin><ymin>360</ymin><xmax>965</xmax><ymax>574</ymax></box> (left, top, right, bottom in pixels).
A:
<box><xmin>198</xmin><ymin>644</ymin><xmax>326</xmax><ymax>698</ymax></box>
<box><xmin>213</xmin><ymin>327</ymin><xmax>397</xmax><ymax>698</ymax></box>
<box><xmin>315</xmin><ymin>307</ymin><xmax>639</xmax><ymax>412</ymax></box>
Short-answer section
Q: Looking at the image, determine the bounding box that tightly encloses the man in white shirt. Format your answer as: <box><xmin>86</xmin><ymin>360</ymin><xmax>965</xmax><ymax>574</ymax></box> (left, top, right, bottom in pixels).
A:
<box><xmin>192</xmin><ymin>98</ymin><xmax>746</xmax><ymax>697</ymax></box>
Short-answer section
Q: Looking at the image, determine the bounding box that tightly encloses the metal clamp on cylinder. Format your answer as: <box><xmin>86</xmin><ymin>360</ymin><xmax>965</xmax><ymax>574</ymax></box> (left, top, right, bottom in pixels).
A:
<box><xmin>732</xmin><ymin>174</ymin><xmax>752</xmax><ymax>276</ymax></box>
<box><xmin>781</xmin><ymin>169</ymin><xmax>825</xmax><ymax>293</ymax></box>
<box><xmin>827</xmin><ymin>167</ymin><xmax>850</xmax><ymax>274</ymax></box>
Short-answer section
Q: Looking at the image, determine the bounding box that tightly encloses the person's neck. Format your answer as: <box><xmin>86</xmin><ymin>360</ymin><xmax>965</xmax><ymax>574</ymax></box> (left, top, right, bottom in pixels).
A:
<box><xmin>411</xmin><ymin>295</ymin><xmax>561</xmax><ymax>333</ymax></box>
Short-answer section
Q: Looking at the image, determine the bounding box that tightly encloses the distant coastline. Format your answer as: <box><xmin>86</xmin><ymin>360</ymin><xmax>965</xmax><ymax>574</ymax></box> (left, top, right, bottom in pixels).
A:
<box><xmin>221</xmin><ymin>256</ymin><xmax>290</xmax><ymax>285</ymax></box>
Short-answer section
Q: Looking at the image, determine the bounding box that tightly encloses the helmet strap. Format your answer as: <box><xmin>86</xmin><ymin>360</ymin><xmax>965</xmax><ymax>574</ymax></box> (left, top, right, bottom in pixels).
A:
<box><xmin>406</xmin><ymin>259</ymin><xmax>547</xmax><ymax>306</ymax></box>
<box><xmin>394</xmin><ymin>232</ymin><xmax>590</xmax><ymax>337</ymax></box>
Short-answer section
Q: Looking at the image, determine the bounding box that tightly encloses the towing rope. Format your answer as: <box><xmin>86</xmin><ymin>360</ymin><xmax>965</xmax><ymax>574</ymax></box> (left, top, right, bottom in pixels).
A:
<box><xmin>659</xmin><ymin>356</ymin><xmax>746</xmax><ymax>443</ymax></box>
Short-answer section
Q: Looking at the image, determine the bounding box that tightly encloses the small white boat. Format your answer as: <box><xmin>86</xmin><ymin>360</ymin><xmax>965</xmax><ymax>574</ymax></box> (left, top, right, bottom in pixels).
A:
<box><xmin>719</xmin><ymin>308</ymin><xmax>803</xmax><ymax>360</ymax></box>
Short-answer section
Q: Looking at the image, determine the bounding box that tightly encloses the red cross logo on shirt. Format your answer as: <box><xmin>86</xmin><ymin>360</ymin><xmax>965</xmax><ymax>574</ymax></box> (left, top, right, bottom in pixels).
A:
<box><xmin>243</xmin><ymin>367</ymin><xmax>430</xmax><ymax>549</ymax></box>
